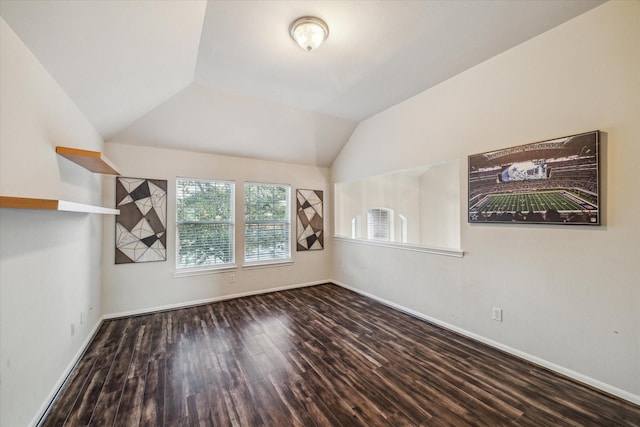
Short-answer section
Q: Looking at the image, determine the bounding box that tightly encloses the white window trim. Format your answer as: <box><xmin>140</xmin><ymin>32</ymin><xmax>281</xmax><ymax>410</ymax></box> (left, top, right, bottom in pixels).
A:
<box><xmin>173</xmin><ymin>264</ymin><xmax>238</xmax><ymax>278</ymax></box>
<box><xmin>242</xmin><ymin>259</ymin><xmax>293</xmax><ymax>270</ymax></box>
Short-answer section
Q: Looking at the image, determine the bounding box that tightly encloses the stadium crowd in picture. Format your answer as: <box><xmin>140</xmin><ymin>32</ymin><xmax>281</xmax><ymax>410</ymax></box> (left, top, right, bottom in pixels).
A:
<box><xmin>468</xmin><ymin>131</ymin><xmax>599</xmax><ymax>225</ymax></box>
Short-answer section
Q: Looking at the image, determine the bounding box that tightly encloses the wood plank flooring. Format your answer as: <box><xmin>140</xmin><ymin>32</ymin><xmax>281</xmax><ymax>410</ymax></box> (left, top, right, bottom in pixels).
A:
<box><xmin>40</xmin><ymin>284</ymin><xmax>640</xmax><ymax>426</ymax></box>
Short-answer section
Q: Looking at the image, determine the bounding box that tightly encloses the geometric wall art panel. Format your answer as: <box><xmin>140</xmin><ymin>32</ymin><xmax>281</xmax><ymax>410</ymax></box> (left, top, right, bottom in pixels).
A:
<box><xmin>115</xmin><ymin>177</ymin><xmax>167</xmax><ymax>264</ymax></box>
<box><xmin>296</xmin><ymin>189</ymin><xmax>323</xmax><ymax>251</ymax></box>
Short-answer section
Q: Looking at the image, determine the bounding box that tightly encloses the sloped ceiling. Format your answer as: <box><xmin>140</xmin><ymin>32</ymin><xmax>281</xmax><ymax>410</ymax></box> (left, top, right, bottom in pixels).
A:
<box><xmin>0</xmin><ymin>0</ymin><xmax>206</xmax><ymax>140</ymax></box>
<box><xmin>0</xmin><ymin>0</ymin><xmax>605</xmax><ymax>167</ymax></box>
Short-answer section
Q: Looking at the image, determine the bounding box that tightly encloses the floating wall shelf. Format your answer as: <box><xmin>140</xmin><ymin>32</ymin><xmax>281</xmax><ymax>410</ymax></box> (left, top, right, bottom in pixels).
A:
<box><xmin>0</xmin><ymin>146</ymin><xmax>121</xmax><ymax>214</ymax></box>
<box><xmin>56</xmin><ymin>146</ymin><xmax>120</xmax><ymax>175</ymax></box>
<box><xmin>0</xmin><ymin>196</ymin><xmax>120</xmax><ymax>215</ymax></box>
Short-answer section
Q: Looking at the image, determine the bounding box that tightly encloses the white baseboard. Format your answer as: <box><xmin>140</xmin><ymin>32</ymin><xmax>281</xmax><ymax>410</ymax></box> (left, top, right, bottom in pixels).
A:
<box><xmin>103</xmin><ymin>279</ymin><xmax>328</xmax><ymax>319</ymax></box>
<box><xmin>331</xmin><ymin>279</ymin><xmax>640</xmax><ymax>406</ymax></box>
<box><xmin>30</xmin><ymin>317</ymin><xmax>105</xmax><ymax>427</ymax></box>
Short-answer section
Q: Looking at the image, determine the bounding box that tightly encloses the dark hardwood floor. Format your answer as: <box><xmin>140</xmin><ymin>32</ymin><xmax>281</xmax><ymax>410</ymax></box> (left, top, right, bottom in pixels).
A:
<box><xmin>40</xmin><ymin>284</ymin><xmax>639</xmax><ymax>426</ymax></box>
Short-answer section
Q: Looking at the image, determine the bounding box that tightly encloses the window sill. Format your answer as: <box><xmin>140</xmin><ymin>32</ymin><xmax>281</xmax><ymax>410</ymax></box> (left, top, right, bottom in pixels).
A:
<box><xmin>333</xmin><ymin>236</ymin><xmax>464</xmax><ymax>258</ymax></box>
<box><xmin>173</xmin><ymin>265</ymin><xmax>237</xmax><ymax>278</ymax></box>
<box><xmin>242</xmin><ymin>259</ymin><xmax>293</xmax><ymax>271</ymax></box>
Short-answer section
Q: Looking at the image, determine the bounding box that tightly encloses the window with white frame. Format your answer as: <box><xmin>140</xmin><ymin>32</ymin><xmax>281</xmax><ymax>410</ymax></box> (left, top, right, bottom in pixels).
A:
<box><xmin>351</xmin><ymin>215</ymin><xmax>361</xmax><ymax>239</ymax></box>
<box><xmin>399</xmin><ymin>214</ymin><xmax>408</xmax><ymax>243</ymax></box>
<box><xmin>176</xmin><ymin>178</ymin><xmax>234</xmax><ymax>269</ymax></box>
<box><xmin>367</xmin><ymin>208</ymin><xmax>393</xmax><ymax>241</ymax></box>
<box><xmin>244</xmin><ymin>183</ymin><xmax>291</xmax><ymax>263</ymax></box>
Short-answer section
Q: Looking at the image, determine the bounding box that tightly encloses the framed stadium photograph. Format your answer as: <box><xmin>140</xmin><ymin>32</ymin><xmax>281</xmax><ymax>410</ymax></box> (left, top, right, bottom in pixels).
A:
<box><xmin>468</xmin><ymin>131</ymin><xmax>600</xmax><ymax>225</ymax></box>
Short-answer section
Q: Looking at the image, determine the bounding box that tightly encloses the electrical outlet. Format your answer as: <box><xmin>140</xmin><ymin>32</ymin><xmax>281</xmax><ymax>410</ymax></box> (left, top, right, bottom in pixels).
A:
<box><xmin>80</xmin><ymin>311</ymin><xmax>84</xmax><ymax>325</ymax></box>
<box><xmin>492</xmin><ymin>307</ymin><xmax>503</xmax><ymax>322</ymax></box>
<box><xmin>70</xmin><ymin>322</ymin><xmax>75</xmax><ymax>336</ymax></box>
<box><xmin>229</xmin><ymin>274</ymin><xmax>235</xmax><ymax>283</ymax></box>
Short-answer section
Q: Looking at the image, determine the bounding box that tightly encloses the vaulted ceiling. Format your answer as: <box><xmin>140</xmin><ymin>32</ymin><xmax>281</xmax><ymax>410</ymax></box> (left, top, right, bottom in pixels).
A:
<box><xmin>0</xmin><ymin>0</ymin><xmax>604</xmax><ymax>166</ymax></box>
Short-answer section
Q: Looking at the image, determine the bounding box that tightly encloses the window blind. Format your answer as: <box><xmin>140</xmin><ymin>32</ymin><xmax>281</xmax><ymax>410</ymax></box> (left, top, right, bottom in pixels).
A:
<box><xmin>176</xmin><ymin>178</ymin><xmax>234</xmax><ymax>269</ymax></box>
<box><xmin>367</xmin><ymin>208</ymin><xmax>392</xmax><ymax>241</ymax></box>
<box><xmin>244</xmin><ymin>183</ymin><xmax>290</xmax><ymax>263</ymax></box>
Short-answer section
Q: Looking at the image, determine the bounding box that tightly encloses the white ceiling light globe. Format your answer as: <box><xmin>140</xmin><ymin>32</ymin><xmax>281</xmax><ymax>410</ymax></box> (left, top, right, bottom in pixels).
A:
<box><xmin>290</xmin><ymin>17</ymin><xmax>329</xmax><ymax>52</ymax></box>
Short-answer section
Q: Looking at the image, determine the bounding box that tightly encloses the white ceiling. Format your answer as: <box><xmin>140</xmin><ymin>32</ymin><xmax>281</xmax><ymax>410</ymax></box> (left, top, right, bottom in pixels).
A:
<box><xmin>0</xmin><ymin>0</ymin><xmax>605</xmax><ymax>167</ymax></box>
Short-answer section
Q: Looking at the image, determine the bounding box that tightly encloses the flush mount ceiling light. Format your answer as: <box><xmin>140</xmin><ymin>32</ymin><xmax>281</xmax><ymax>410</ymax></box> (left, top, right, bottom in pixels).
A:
<box><xmin>290</xmin><ymin>16</ymin><xmax>329</xmax><ymax>52</ymax></box>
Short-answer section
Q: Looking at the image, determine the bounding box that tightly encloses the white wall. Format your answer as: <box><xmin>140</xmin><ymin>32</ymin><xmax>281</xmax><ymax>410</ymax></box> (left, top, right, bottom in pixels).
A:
<box><xmin>102</xmin><ymin>142</ymin><xmax>331</xmax><ymax>316</ymax></box>
<box><xmin>0</xmin><ymin>18</ymin><xmax>106</xmax><ymax>427</ymax></box>
<box><xmin>418</xmin><ymin>160</ymin><xmax>460</xmax><ymax>249</ymax></box>
<box><xmin>332</xmin><ymin>1</ymin><xmax>640</xmax><ymax>403</ymax></box>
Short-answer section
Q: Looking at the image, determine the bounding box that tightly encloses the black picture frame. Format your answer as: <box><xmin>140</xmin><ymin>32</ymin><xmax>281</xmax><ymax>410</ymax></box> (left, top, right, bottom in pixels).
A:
<box><xmin>468</xmin><ymin>131</ymin><xmax>600</xmax><ymax>225</ymax></box>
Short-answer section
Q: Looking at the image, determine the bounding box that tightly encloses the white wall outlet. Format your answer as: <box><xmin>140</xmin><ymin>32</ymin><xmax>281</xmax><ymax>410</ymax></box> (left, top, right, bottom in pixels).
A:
<box><xmin>229</xmin><ymin>274</ymin><xmax>235</xmax><ymax>283</ymax></box>
<box><xmin>70</xmin><ymin>322</ymin><xmax>75</xmax><ymax>336</ymax></box>
<box><xmin>492</xmin><ymin>307</ymin><xmax>503</xmax><ymax>322</ymax></box>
